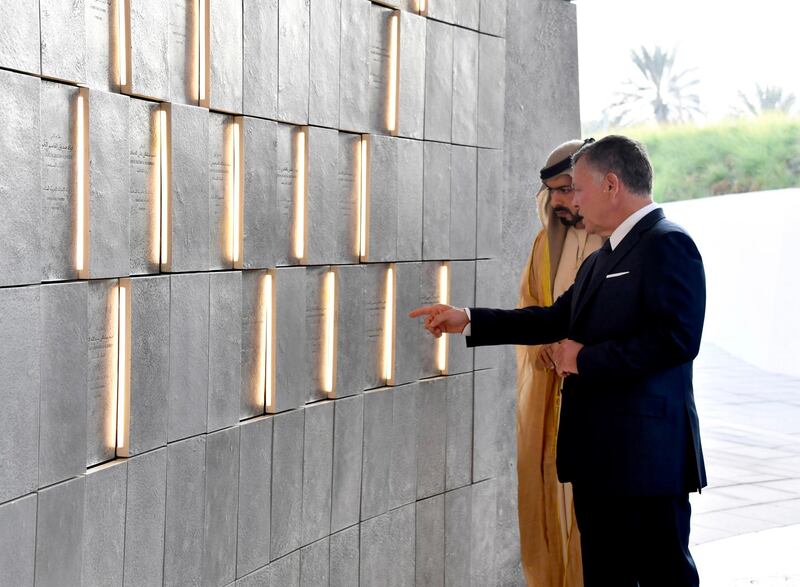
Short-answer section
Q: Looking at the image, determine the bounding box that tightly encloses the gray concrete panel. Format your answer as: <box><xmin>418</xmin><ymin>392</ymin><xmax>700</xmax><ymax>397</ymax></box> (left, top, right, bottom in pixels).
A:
<box><xmin>168</xmin><ymin>0</ymin><xmax>195</xmax><ymax>105</ymax></box>
<box><xmin>40</xmin><ymin>81</ymin><xmax>80</xmax><ymax>282</ymax></box>
<box><xmin>360</xmin><ymin>513</ymin><xmax>390</xmax><ymax>586</ymax></box>
<box><xmin>128</xmin><ymin>0</ymin><xmax>170</xmax><ymax>100</ymax></box>
<box><xmin>305</xmin><ymin>127</ymin><xmax>340</xmax><ymax>265</ymax></box>
<box><xmin>360</xmin><ymin>388</ymin><xmax>393</xmax><ymax>520</ymax></box>
<box><xmin>0</xmin><ymin>2</ymin><xmax>40</xmax><ymax>74</ymax></box>
<box><xmin>479</xmin><ymin>0</ymin><xmax>507</xmax><ymax>37</ymax></box>
<box><xmin>388</xmin><ymin>503</ymin><xmax>416</xmax><ymax>587</ymax></box>
<box><xmin>422</xmin><ymin>141</ymin><xmax>450</xmax><ymax>260</ymax></box>
<box><xmin>329</xmin><ymin>525</ymin><xmax>360</xmax><ymax>587</ymax></box>
<box><xmin>477</xmin><ymin>34</ymin><xmax>506</xmax><ymax>149</ymax></box>
<box><xmin>237</xmin><ymin>416</ymin><xmax>273</xmax><ymax>578</ymax></box>
<box><xmin>169</xmin><ymin>103</ymin><xmax>210</xmax><ymax>272</ymax></box>
<box><xmin>271</xmin><ymin>409</ymin><xmax>305</xmax><ymax>560</ymax></box>
<box><xmin>332</xmin><ymin>264</ymin><xmax>366</xmax><ymax>397</ymax></box>
<box><xmin>447</xmin><ymin>261</ymin><xmax>475</xmax><ymax>375</ymax></box>
<box><xmin>39</xmin><ymin>282</ymin><xmax>88</xmax><ymax>488</ymax></box>
<box><xmin>305</xmin><ymin>267</ymin><xmax>327</xmax><ymax>403</ymax></box>
<box><xmin>209</xmin><ymin>271</ymin><xmax>243</xmax><ymax>432</ymax></box>
<box><xmin>240</xmin><ymin>270</ymin><xmax>268</xmax><ymax>418</ymax></box>
<box><xmin>275</xmin><ymin>123</ymin><xmax>301</xmax><ymax>265</ymax></box>
<box><xmin>129</xmin><ymin>276</ymin><xmax>170</xmax><ymax>456</ymax></box>
<box><xmin>309</xmin><ymin>0</ymin><xmax>341</xmax><ymax>128</ymax></box>
<box><xmin>452</xmin><ymin>28</ymin><xmax>479</xmax><ymax>146</ymax></box>
<box><xmin>0</xmin><ymin>286</ymin><xmax>40</xmax><ymax>503</ymax></box>
<box><xmin>449</xmin><ymin>145</ymin><xmax>477</xmax><ymax>259</ymax></box>
<box><xmin>40</xmin><ymin>0</ymin><xmax>86</xmax><ymax>83</ymax></box>
<box><xmin>445</xmin><ymin>486</ymin><xmax>472</xmax><ymax>587</ymax></box>
<box><xmin>333</xmin><ymin>133</ymin><xmax>361</xmax><ymax>265</ymax></box>
<box><xmin>361</xmin><ymin>264</ymin><xmax>388</xmax><ymax>389</ymax></box>
<box><xmin>275</xmin><ymin>266</ymin><xmax>308</xmax><ymax>411</ymax></box>
<box><xmin>397</xmin><ymin>12</ymin><xmax>426</xmax><ymax>140</ymax></box>
<box><xmin>243</xmin><ymin>117</ymin><xmax>279</xmax><ymax>269</ymax></box>
<box><xmin>168</xmin><ymin>273</ymin><xmax>210</xmax><ymax>442</ymax></box>
<box><xmin>164</xmin><ymin>436</ymin><xmax>206</xmax><ymax>587</ymax></box>
<box><xmin>123</xmin><ymin>448</ymin><xmax>167</xmax><ymax>587</ymax></box>
<box><xmin>396</xmin><ymin>138</ymin><xmax>424</xmax><ymax>261</ymax></box>
<box><xmin>472</xmin><ymin>368</ymin><xmax>499</xmax><ymax>482</ymax></box>
<box><xmin>470</xmin><ymin>479</ymin><xmax>497</xmax><ymax>585</ymax></box>
<box><xmin>278</xmin><ymin>0</ymin><xmax>310</xmax><ymax>124</ymax></box>
<box><xmin>416</xmin><ymin>377</ymin><xmax>446</xmax><ymax>499</ymax></box>
<box><xmin>368</xmin><ymin>4</ymin><xmax>393</xmax><ymax>135</ymax></box>
<box><xmin>301</xmin><ymin>401</ymin><xmax>334</xmax><ymax>545</ymax></box>
<box><xmin>330</xmin><ymin>394</ymin><xmax>363</xmax><ymax>533</ymax></box>
<box><xmin>366</xmin><ymin>135</ymin><xmax>398</xmax><ymax>262</ymax></box>
<box><xmin>34</xmin><ymin>477</ymin><xmax>85</xmax><ymax>587</ymax></box>
<box><xmin>476</xmin><ymin>148</ymin><xmax>503</xmax><ymax>258</ymax></box>
<box><xmin>0</xmin><ymin>494</ymin><xmax>36</xmax><ymax>587</ymax></box>
<box><xmin>243</xmin><ymin>0</ymin><xmax>279</xmax><ymax>118</ymax></box>
<box><xmin>208</xmin><ymin>111</ymin><xmax>233</xmax><ymax>270</ymax></box>
<box><xmin>446</xmin><ymin>374</ymin><xmax>474</xmax><ymax>490</ymax></box>
<box><xmin>339</xmin><ymin>0</ymin><xmax>370</xmax><ymax>132</ymax></box>
<box><xmin>270</xmin><ymin>551</ymin><xmax>301</xmax><ymax>586</ymax></box>
<box><xmin>300</xmin><ymin>537</ymin><xmax>330</xmax><ymax>587</ymax></box>
<box><xmin>415</xmin><ymin>494</ymin><xmax>445</xmax><ymax>587</ymax></box>
<box><xmin>423</xmin><ymin>20</ymin><xmax>453</xmax><ymax>142</ymax></box>
<box><xmin>418</xmin><ymin>262</ymin><xmax>442</xmax><ymax>377</ymax></box>
<box><xmin>389</xmin><ymin>383</ymin><xmax>418</xmax><ymax>509</ymax></box>
<box><xmin>393</xmin><ymin>262</ymin><xmax>422</xmax><ymax>385</ymax></box>
<box><xmin>454</xmin><ymin>0</ymin><xmax>480</xmax><ymax>31</ymax></box>
<box><xmin>204</xmin><ymin>426</ymin><xmax>241</xmax><ymax>587</ymax></box>
<box><xmin>85</xmin><ymin>0</ymin><xmax>114</xmax><ymax>92</ymax></box>
<box><xmin>0</xmin><ymin>71</ymin><xmax>40</xmax><ymax>287</ymax></box>
<box><xmin>210</xmin><ymin>0</ymin><xmax>244</xmax><ymax>113</ymax></box>
<box><xmin>86</xmin><ymin>89</ymin><xmax>130</xmax><ymax>279</ymax></box>
<box><xmin>426</xmin><ymin>0</ymin><xmax>453</xmax><ymax>22</ymax></box>
<box><xmin>83</xmin><ymin>460</ymin><xmax>127</xmax><ymax>587</ymax></box>
<box><xmin>128</xmin><ymin>98</ymin><xmax>160</xmax><ymax>276</ymax></box>
<box><xmin>474</xmin><ymin>260</ymin><xmax>501</xmax><ymax>370</ymax></box>
<box><xmin>237</xmin><ymin>565</ymin><xmax>271</xmax><ymax>587</ymax></box>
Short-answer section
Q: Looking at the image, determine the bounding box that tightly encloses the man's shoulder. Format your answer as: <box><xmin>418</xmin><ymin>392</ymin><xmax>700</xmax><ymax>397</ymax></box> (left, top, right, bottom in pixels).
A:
<box><xmin>643</xmin><ymin>216</ymin><xmax>702</xmax><ymax>260</ymax></box>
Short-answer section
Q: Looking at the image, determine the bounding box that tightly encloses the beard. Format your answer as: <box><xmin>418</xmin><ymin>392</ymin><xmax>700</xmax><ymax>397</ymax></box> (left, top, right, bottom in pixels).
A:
<box><xmin>552</xmin><ymin>206</ymin><xmax>583</xmax><ymax>227</ymax></box>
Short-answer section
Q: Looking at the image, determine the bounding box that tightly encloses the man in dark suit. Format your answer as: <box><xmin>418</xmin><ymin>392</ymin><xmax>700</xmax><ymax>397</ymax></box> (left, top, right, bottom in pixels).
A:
<box><xmin>410</xmin><ymin>135</ymin><xmax>706</xmax><ymax>586</ymax></box>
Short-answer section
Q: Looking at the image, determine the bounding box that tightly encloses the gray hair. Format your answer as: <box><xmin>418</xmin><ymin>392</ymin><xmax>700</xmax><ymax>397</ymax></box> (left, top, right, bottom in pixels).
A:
<box><xmin>572</xmin><ymin>135</ymin><xmax>653</xmax><ymax>196</ymax></box>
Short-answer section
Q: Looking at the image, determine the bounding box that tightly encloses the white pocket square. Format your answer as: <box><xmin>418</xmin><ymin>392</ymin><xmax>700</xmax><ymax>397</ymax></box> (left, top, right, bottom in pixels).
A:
<box><xmin>606</xmin><ymin>271</ymin><xmax>630</xmax><ymax>279</ymax></box>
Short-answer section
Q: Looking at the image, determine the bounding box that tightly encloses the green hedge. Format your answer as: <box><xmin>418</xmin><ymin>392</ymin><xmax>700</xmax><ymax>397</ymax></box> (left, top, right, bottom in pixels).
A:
<box><xmin>606</xmin><ymin>114</ymin><xmax>800</xmax><ymax>202</ymax></box>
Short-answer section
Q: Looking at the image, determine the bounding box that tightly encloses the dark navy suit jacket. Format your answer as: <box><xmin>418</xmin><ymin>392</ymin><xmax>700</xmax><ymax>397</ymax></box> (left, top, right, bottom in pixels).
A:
<box><xmin>467</xmin><ymin>208</ymin><xmax>707</xmax><ymax>496</ymax></box>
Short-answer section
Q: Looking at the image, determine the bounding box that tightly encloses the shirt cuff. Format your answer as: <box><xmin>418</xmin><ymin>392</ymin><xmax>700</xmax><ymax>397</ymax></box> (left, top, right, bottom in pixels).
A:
<box><xmin>462</xmin><ymin>307</ymin><xmax>471</xmax><ymax>336</ymax></box>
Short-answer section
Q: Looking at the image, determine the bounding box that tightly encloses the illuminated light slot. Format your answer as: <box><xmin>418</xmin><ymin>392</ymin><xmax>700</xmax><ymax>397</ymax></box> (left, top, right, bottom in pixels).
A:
<box><xmin>418</xmin><ymin>0</ymin><xmax>427</xmax><ymax>16</ymax></box>
<box><xmin>437</xmin><ymin>263</ymin><xmax>449</xmax><ymax>373</ymax></box>
<box><xmin>198</xmin><ymin>0</ymin><xmax>208</xmax><ymax>104</ymax></box>
<box><xmin>75</xmin><ymin>89</ymin><xmax>89</xmax><ymax>276</ymax></box>
<box><xmin>293</xmin><ymin>128</ymin><xmax>308</xmax><ymax>262</ymax></box>
<box><xmin>383</xmin><ymin>265</ymin><xmax>396</xmax><ymax>384</ymax></box>
<box><xmin>358</xmin><ymin>135</ymin><xmax>370</xmax><ymax>259</ymax></box>
<box><xmin>322</xmin><ymin>270</ymin><xmax>337</xmax><ymax>395</ymax></box>
<box><xmin>262</xmin><ymin>273</ymin><xmax>275</xmax><ymax>412</ymax></box>
<box><xmin>116</xmin><ymin>278</ymin><xmax>132</xmax><ymax>457</ymax></box>
<box><xmin>117</xmin><ymin>0</ymin><xmax>128</xmax><ymax>88</ymax></box>
<box><xmin>159</xmin><ymin>105</ymin><xmax>171</xmax><ymax>268</ymax></box>
<box><xmin>386</xmin><ymin>12</ymin><xmax>400</xmax><ymax>134</ymax></box>
<box><xmin>231</xmin><ymin>118</ymin><xmax>243</xmax><ymax>268</ymax></box>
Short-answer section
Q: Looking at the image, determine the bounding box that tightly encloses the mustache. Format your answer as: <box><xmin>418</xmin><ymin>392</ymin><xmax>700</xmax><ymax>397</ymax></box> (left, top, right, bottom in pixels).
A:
<box><xmin>552</xmin><ymin>206</ymin><xmax>583</xmax><ymax>227</ymax></box>
<box><xmin>552</xmin><ymin>205</ymin><xmax>582</xmax><ymax>218</ymax></box>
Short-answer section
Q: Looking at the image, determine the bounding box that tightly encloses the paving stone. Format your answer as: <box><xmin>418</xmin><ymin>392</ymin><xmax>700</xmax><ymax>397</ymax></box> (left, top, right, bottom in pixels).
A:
<box><xmin>329</xmin><ymin>525</ymin><xmax>360</xmax><ymax>587</ymax></box>
<box><xmin>128</xmin><ymin>98</ymin><xmax>160</xmax><ymax>276</ymax></box>
<box><xmin>389</xmin><ymin>383</ymin><xmax>418</xmax><ymax>509</ymax></box>
<box><xmin>127</xmin><ymin>0</ymin><xmax>170</xmax><ymax>100</ymax></box>
<box><xmin>446</xmin><ymin>374</ymin><xmax>474</xmax><ymax>490</ymax></box>
<box><xmin>331</xmin><ymin>395</ymin><xmax>364</xmax><ymax>533</ymax></box>
<box><xmin>241</xmin><ymin>269</ymin><xmax>269</xmax><ymax>418</ymax></box>
<box><xmin>396</xmin><ymin>138</ymin><xmax>424</xmax><ymax>261</ymax></box>
<box><xmin>452</xmin><ymin>28</ymin><xmax>479</xmax><ymax>146</ymax></box>
<box><xmin>208</xmin><ymin>111</ymin><xmax>234</xmax><ymax>270</ymax></box>
<box><xmin>278</xmin><ymin>0</ymin><xmax>310</xmax><ymax>124</ymax></box>
<box><xmin>397</xmin><ymin>11</ymin><xmax>426</xmax><ymax>140</ymax></box>
<box><xmin>424</xmin><ymin>20</ymin><xmax>453</xmax><ymax>142</ymax></box>
<box><xmin>83</xmin><ymin>460</ymin><xmax>127</xmax><ymax>587</ymax></box>
<box><xmin>388</xmin><ymin>503</ymin><xmax>416</xmax><ymax>587</ymax></box>
<box><xmin>360</xmin><ymin>512</ymin><xmax>391</xmax><ymax>585</ymax></box>
<box><xmin>0</xmin><ymin>494</ymin><xmax>37</xmax><ymax>587</ymax></box>
<box><xmin>478</xmin><ymin>34</ymin><xmax>506</xmax><ymax>148</ymax></box>
<box><xmin>393</xmin><ymin>263</ymin><xmax>423</xmax><ymax>385</ymax></box>
<box><xmin>449</xmin><ymin>145</ymin><xmax>477</xmax><ymax>259</ymax></box>
<box><xmin>476</xmin><ymin>148</ymin><xmax>503</xmax><ymax>258</ymax></box>
<box><xmin>472</xmin><ymin>369</ymin><xmax>499</xmax><ymax>482</ymax></box>
<box><xmin>300</xmin><ymin>537</ymin><xmax>330</xmax><ymax>587</ymax></box>
<box><xmin>447</xmin><ymin>261</ymin><xmax>476</xmax><ymax>374</ymax></box>
<box><xmin>470</xmin><ymin>479</ymin><xmax>498</xmax><ymax>584</ymax></box>
<box><xmin>339</xmin><ymin>0</ymin><xmax>370</xmax><ymax>132</ymax></box>
<box><xmin>210</xmin><ymin>0</ymin><xmax>244</xmax><ymax>113</ymax></box>
<box><xmin>445</xmin><ymin>486</ymin><xmax>472</xmax><ymax>587</ymax></box>
<box><xmin>309</xmin><ymin>0</ymin><xmax>341</xmax><ymax>128</ymax></box>
<box><xmin>271</xmin><ymin>409</ymin><xmax>305</xmax><ymax>560</ymax></box>
<box><xmin>209</xmin><ymin>271</ymin><xmax>242</xmax><ymax>431</ymax></box>
<box><xmin>35</xmin><ymin>477</ymin><xmax>85</xmax><ymax>587</ymax></box>
<box><xmin>361</xmin><ymin>388</ymin><xmax>393</xmax><ymax>520</ymax></box>
<box><xmin>480</xmin><ymin>0</ymin><xmax>507</xmax><ymax>37</ymax></box>
<box><xmin>302</xmin><ymin>401</ymin><xmax>334</xmax><ymax>545</ymax></box>
<box><xmin>417</xmin><ymin>377</ymin><xmax>447</xmax><ymax>499</ymax></box>
<box><xmin>168</xmin><ymin>0</ymin><xmax>195</xmax><ymax>104</ymax></box>
<box><xmin>40</xmin><ymin>0</ymin><xmax>87</xmax><ymax>83</ymax></box>
<box><xmin>243</xmin><ymin>0</ymin><xmax>279</xmax><ymax>118</ymax></box>
<box><xmin>242</xmin><ymin>117</ymin><xmax>279</xmax><ymax>269</ymax></box>
<box><xmin>416</xmin><ymin>494</ymin><xmax>445</xmax><ymax>587</ymax></box>
<box><xmin>365</xmin><ymin>135</ymin><xmax>398</xmax><ymax>262</ymax></box>
<box><xmin>275</xmin><ymin>266</ymin><xmax>309</xmax><ymax>411</ymax></box>
<box><xmin>0</xmin><ymin>2</ymin><xmax>40</xmax><ymax>74</ymax></box>
<box><xmin>422</xmin><ymin>141</ymin><xmax>451</xmax><ymax>260</ymax></box>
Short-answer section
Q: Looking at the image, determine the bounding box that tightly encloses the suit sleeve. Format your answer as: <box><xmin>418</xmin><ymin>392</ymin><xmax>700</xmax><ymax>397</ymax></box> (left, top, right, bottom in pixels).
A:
<box><xmin>465</xmin><ymin>285</ymin><xmax>573</xmax><ymax>347</ymax></box>
<box><xmin>576</xmin><ymin>230</ymin><xmax>706</xmax><ymax>379</ymax></box>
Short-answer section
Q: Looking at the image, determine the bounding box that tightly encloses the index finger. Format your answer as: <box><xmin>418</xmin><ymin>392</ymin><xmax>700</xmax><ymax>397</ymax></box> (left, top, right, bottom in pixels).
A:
<box><xmin>408</xmin><ymin>305</ymin><xmax>436</xmax><ymax>318</ymax></box>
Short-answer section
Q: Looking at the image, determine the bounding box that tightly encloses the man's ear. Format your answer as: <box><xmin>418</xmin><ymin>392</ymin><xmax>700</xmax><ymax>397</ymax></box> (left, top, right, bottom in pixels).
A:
<box><xmin>604</xmin><ymin>172</ymin><xmax>621</xmax><ymax>199</ymax></box>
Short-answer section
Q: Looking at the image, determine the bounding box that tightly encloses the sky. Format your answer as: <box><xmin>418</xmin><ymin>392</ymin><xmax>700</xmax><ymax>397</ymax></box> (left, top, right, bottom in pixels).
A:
<box><xmin>576</xmin><ymin>0</ymin><xmax>800</xmax><ymax>127</ymax></box>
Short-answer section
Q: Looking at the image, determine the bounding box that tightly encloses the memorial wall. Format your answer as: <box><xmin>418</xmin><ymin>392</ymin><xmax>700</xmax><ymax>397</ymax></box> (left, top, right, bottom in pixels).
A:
<box><xmin>0</xmin><ymin>0</ymin><xmax>512</xmax><ymax>585</ymax></box>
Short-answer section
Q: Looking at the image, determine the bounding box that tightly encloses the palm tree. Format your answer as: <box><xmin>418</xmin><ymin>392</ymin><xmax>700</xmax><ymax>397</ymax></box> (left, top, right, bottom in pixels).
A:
<box><xmin>735</xmin><ymin>84</ymin><xmax>796</xmax><ymax>116</ymax></box>
<box><xmin>610</xmin><ymin>46</ymin><xmax>702</xmax><ymax>126</ymax></box>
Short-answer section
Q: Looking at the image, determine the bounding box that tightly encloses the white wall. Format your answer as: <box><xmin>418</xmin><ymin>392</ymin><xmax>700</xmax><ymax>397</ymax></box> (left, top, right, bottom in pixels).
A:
<box><xmin>663</xmin><ymin>189</ymin><xmax>800</xmax><ymax>377</ymax></box>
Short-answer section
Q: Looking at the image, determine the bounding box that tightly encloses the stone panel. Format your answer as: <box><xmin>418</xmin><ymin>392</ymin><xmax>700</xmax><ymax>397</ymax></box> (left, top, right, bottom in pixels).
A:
<box><xmin>478</xmin><ymin>34</ymin><xmax>506</xmax><ymax>149</ymax></box>
<box><xmin>243</xmin><ymin>117</ymin><xmax>279</xmax><ymax>269</ymax></box>
<box><xmin>470</xmin><ymin>479</ymin><xmax>498</xmax><ymax>584</ymax></box>
<box><xmin>278</xmin><ymin>0</ymin><xmax>310</xmax><ymax>124</ymax></box>
<box><xmin>422</xmin><ymin>141</ymin><xmax>450</xmax><ymax>260</ymax></box>
<box><xmin>86</xmin><ymin>89</ymin><xmax>130</xmax><ymax>279</ymax></box>
<box><xmin>445</xmin><ymin>486</ymin><xmax>472</xmax><ymax>587</ymax></box>
<box><xmin>275</xmin><ymin>266</ymin><xmax>308</xmax><ymax>412</ymax></box>
<box><xmin>270</xmin><ymin>551</ymin><xmax>301</xmax><ymax>586</ymax></box>
<box><xmin>416</xmin><ymin>377</ymin><xmax>446</xmax><ymax>499</ymax></box>
<box><xmin>128</xmin><ymin>98</ymin><xmax>160</xmax><ymax>276</ymax></box>
<box><xmin>393</xmin><ymin>262</ymin><xmax>422</xmax><ymax>385</ymax></box>
<box><xmin>446</xmin><ymin>374</ymin><xmax>474</xmax><ymax>490</ymax></box>
<box><xmin>339</xmin><ymin>0</ymin><xmax>370</xmax><ymax>132</ymax></box>
<box><xmin>416</xmin><ymin>494</ymin><xmax>445</xmax><ymax>587</ymax></box>
<box><xmin>39</xmin><ymin>282</ymin><xmax>88</xmax><ymax>488</ymax></box>
<box><xmin>237</xmin><ymin>565</ymin><xmax>270</xmax><ymax>587</ymax></box>
<box><xmin>123</xmin><ymin>448</ymin><xmax>167</xmax><ymax>587</ymax></box>
<box><xmin>34</xmin><ymin>477</ymin><xmax>85</xmax><ymax>587</ymax></box>
<box><xmin>0</xmin><ymin>286</ymin><xmax>40</xmax><ymax>503</ymax></box>
<box><xmin>275</xmin><ymin>123</ymin><xmax>302</xmax><ymax>265</ymax></box>
<box><xmin>40</xmin><ymin>0</ymin><xmax>87</xmax><ymax>83</ymax></box>
<box><xmin>330</xmin><ymin>394</ymin><xmax>364</xmax><ymax>533</ymax></box>
<box><xmin>447</xmin><ymin>260</ymin><xmax>476</xmax><ymax>375</ymax></box>
<box><xmin>128</xmin><ymin>0</ymin><xmax>170</xmax><ymax>100</ymax></box>
<box><xmin>210</xmin><ymin>0</ymin><xmax>244</xmax><ymax>113</ymax></box>
<box><xmin>168</xmin><ymin>103</ymin><xmax>210</xmax><ymax>271</ymax></box>
<box><xmin>389</xmin><ymin>383</ymin><xmax>418</xmax><ymax>509</ymax></box>
<box><xmin>388</xmin><ymin>503</ymin><xmax>416</xmax><ymax>587</ymax></box>
<box><xmin>397</xmin><ymin>11</ymin><xmax>426</xmax><ymax>140</ymax></box>
<box><xmin>208</xmin><ymin>111</ymin><xmax>234</xmax><ymax>270</ymax></box>
<box><xmin>423</xmin><ymin>20</ymin><xmax>453</xmax><ymax>142</ymax></box>
<box><xmin>203</xmin><ymin>426</ymin><xmax>241</xmax><ymax>587</ymax></box>
<box><xmin>418</xmin><ymin>261</ymin><xmax>443</xmax><ymax>377</ymax></box>
<box><xmin>329</xmin><ymin>525</ymin><xmax>360</xmax><ymax>587</ymax></box>
<box><xmin>40</xmin><ymin>81</ymin><xmax>80</xmax><ymax>282</ymax></box>
<box><xmin>334</xmin><ymin>133</ymin><xmax>361</xmax><ymax>265</ymax></box>
<box><xmin>168</xmin><ymin>0</ymin><xmax>195</xmax><ymax>104</ymax></box>
<box><xmin>480</xmin><ymin>0</ymin><xmax>507</xmax><ymax>37</ymax></box>
<box><xmin>237</xmin><ymin>416</ymin><xmax>273</xmax><ymax>578</ymax></box>
<box><xmin>0</xmin><ymin>70</ymin><xmax>40</xmax><ymax>287</ymax></box>
<box><xmin>396</xmin><ymin>138</ymin><xmax>424</xmax><ymax>261</ymax></box>
<box><xmin>305</xmin><ymin>126</ymin><xmax>340</xmax><ymax>265</ymax></box>
<box><xmin>360</xmin><ymin>513</ymin><xmax>390</xmax><ymax>586</ymax></box>
<box><xmin>305</xmin><ymin>267</ymin><xmax>328</xmax><ymax>403</ymax></box>
<box><xmin>454</xmin><ymin>0</ymin><xmax>480</xmax><ymax>31</ymax></box>
<box><xmin>361</xmin><ymin>388</ymin><xmax>393</xmax><ymax>520</ymax></box>
<box><xmin>0</xmin><ymin>494</ymin><xmax>37</xmax><ymax>587</ymax></box>
<box><xmin>85</xmin><ymin>0</ymin><xmax>114</xmax><ymax>92</ymax></box>
<box><xmin>426</xmin><ymin>0</ymin><xmax>453</xmax><ymax>23</ymax></box>
<box><xmin>472</xmin><ymin>368</ymin><xmax>499</xmax><ymax>482</ymax></box>
<box><xmin>271</xmin><ymin>409</ymin><xmax>305</xmax><ymax>560</ymax></box>
<box><xmin>309</xmin><ymin>0</ymin><xmax>341</xmax><ymax>128</ymax></box>
<box><xmin>474</xmin><ymin>259</ymin><xmax>501</xmax><ymax>369</ymax></box>
<box><xmin>450</xmin><ymin>145</ymin><xmax>478</xmax><ymax>259</ymax></box>
<box><xmin>366</xmin><ymin>135</ymin><xmax>398</xmax><ymax>262</ymax></box>
<box><xmin>332</xmin><ymin>264</ymin><xmax>366</xmax><ymax>397</ymax></box>
<box><xmin>240</xmin><ymin>269</ymin><xmax>268</xmax><ymax>418</ymax></box>
<box><xmin>164</xmin><ymin>436</ymin><xmax>206</xmax><ymax>587</ymax></box>
<box><xmin>361</xmin><ymin>264</ymin><xmax>388</xmax><ymax>389</ymax></box>
<box><xmin>476</xmin><ymin>148</ymin><xmax>503</xmax><ymax>258</ymax></box>
<box><xmin>243</xmin><ymin>0</ymin><xmax>279</xmax><ymax>118</ymax></box>
<box><xmin>300</xmin><ymin>537</ymin><xmax>330</xmax><ymax>587</ymax></box>
<box><xmin>128</xmin><ymin>276</ymin><xmax>170</xmax><ymax>456</ymax></box>
<box><xmin>209</xmin><ymin>271</ymin><xmax>242</xmax><ymax>431</ymax></box>
<box><xmin>302</xmin><ymin>401</ymin><xmax>334</xmax><ymax>545</ymax></box>
<box><xmin>452</xmin><ymin>28</ymin><xmax>479</xmax><ymax>146</ymax></box>
<box><xmin>368</xmin><ymin>4</ymin><xmax>393</xmax><ymax>135</ymax></box>
<box><xmin>0</xmin><ymin>2</ymin><xmax>40</xmax><ymax>74</ymax></box>
<box><xmin>83</xmin><ymin>460</ymin><xmax>127</xmax><ymax>587</ymax></box>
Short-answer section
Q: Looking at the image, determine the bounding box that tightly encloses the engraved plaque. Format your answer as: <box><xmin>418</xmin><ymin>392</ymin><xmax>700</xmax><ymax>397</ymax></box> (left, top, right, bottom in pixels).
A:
<box><xmin>332</xmin><ymin>264</ymin><xmax>366</xmax><ymax>397</ymax></box>
<box><xmin>396</xmin><ymin>137</ymin><xmax>423</xmax><ymax>261</ymax></box>
<box><xmin>128</xmin><ymin>98</ymin><xmax>160</xmax><ymax>276</ymax></box>
<box><xmin>243</xmin><ymin>0</ymin><xmax>278</xmax><ymax>118</ymax></box>
<box><xmin>305</xmin><ymin>127</ymin><xmax>340</xmax><ymax>265</ymax></box>
<box><xmin>367</xmin><ymin>4</ymin><xmax>393</xmax><ymax>134</ymax></box>
<box><xmin>339</xmin><ymin>0</ymin><xmax>370</xmax><ymax>132</ymax></box>
<box><xmin>85</xmin><ymin>0</ymin><xmax>114</xmax><ymax>92</ymax></box>
<box><xmin>422</xmin><ymin>141</ymin><xmax>450</xmax><ymax>261</ymax></box>
<box><xmin>392</xmin><ymin>262</ymin><xmax>422</xmax><ymax>385</ymax></box>
<box><xmin>476</xmin><ymin>148</ymin><xmax>503</xmax><ymax>258</ymax></box>
<box><xmin>423</xmin><ymin>20</ymin><xmax>453</xmax><ymax>142</ymax></box>
<box><xmin>447</xmin><ymin>260</ymin><xmax>475</xmax><ymax>374</ymax></box>
<box><xmin>274</xmin><ymin>266</ymin><xmax>308</xmax><ymax>412</ymax></box>
<box><xmin>169</xmin><ymin>0</ymin><xmax>196</xmax><ymax>105</ymax></box>
<box><xmin>309</xmin><ymin>0</ymin><xmax>341</xmax><ymax>128</ymax></box>
<box><xmin>452</xmin><ymin>28</ymin><xmax>479</xmax><ymax>146</ymax></box>
<box><xmin>278</xmin><ymin>0</ymin><xmax>310</xmax><ymax>124</ymax></box>
<box><xmin>275</xmin><ymin>123</ymin><xmax>303</xmax><ymax>266</ymax></box>
<box><xmin>366</xmin><ymin>134</ymin><xmax>398</xmax><ymax>262</ymax></box>
<box><xmin>0</xmin><ymin>70</ymin><xmax>40</xmax><ymax>287</ymax></box>
<box><xmin>0</xmin><ymin>2</ymin><xmax>40</xmax><ymax>74</ymax></box>
<box><xmin>334</xmin><ymin>132</ymin><xmax>361</xmax><ymax>265</ymax></box>
<box><xmin>210</xmin><ymin>0</ymin><xmax>243</xmax><ymax>113</ymax></box>
<box><xmin>480</xmin><ymin>0</ymin><xmax>507</xmax><ymax>37</ymax></box>
<box><xmin>398</xmin><ymin>11</ymin><xmax>426</xmax><ymax>140</ymax></box>
<box><xmin>240</xmin><ymin>269</ymin><xmax>268</xmax><ymax>419</ymax></box>
<box><xmin>127</xmin><ymin>0</ymin><xmax>170</xmax><ymax>100</ymax></box>
<box><xmin>478</xmin><ymin>34</ymin><xmax>506</xmax><ymax>149</ymax></box>
<box><xmin>40</xmin><ymin>0</ymin><xmax>87</xmax><ymax>83</ymax></box>
<box><xmin>450</xmin><ymin>145</ymin><xmax>477</xmax><ymax>259</ymax></box>
<box><xmin>208</xmin><ymin>112</ymin><xmax>233</xmax><ymax>270</ymax></box>
<box><xmin>41</xmin><ymin>81</ymin><xmax>80</xmax><ymax>282</ymax></box>
<box><xmin>242</xmin><ymin>117</ymin><xmax>279</xmax><ymax>269</ymax></box>
<box><xmin>362</xmin><ymin>264</ymin><xmax>389</xmax><ymax>390</ymax></box>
